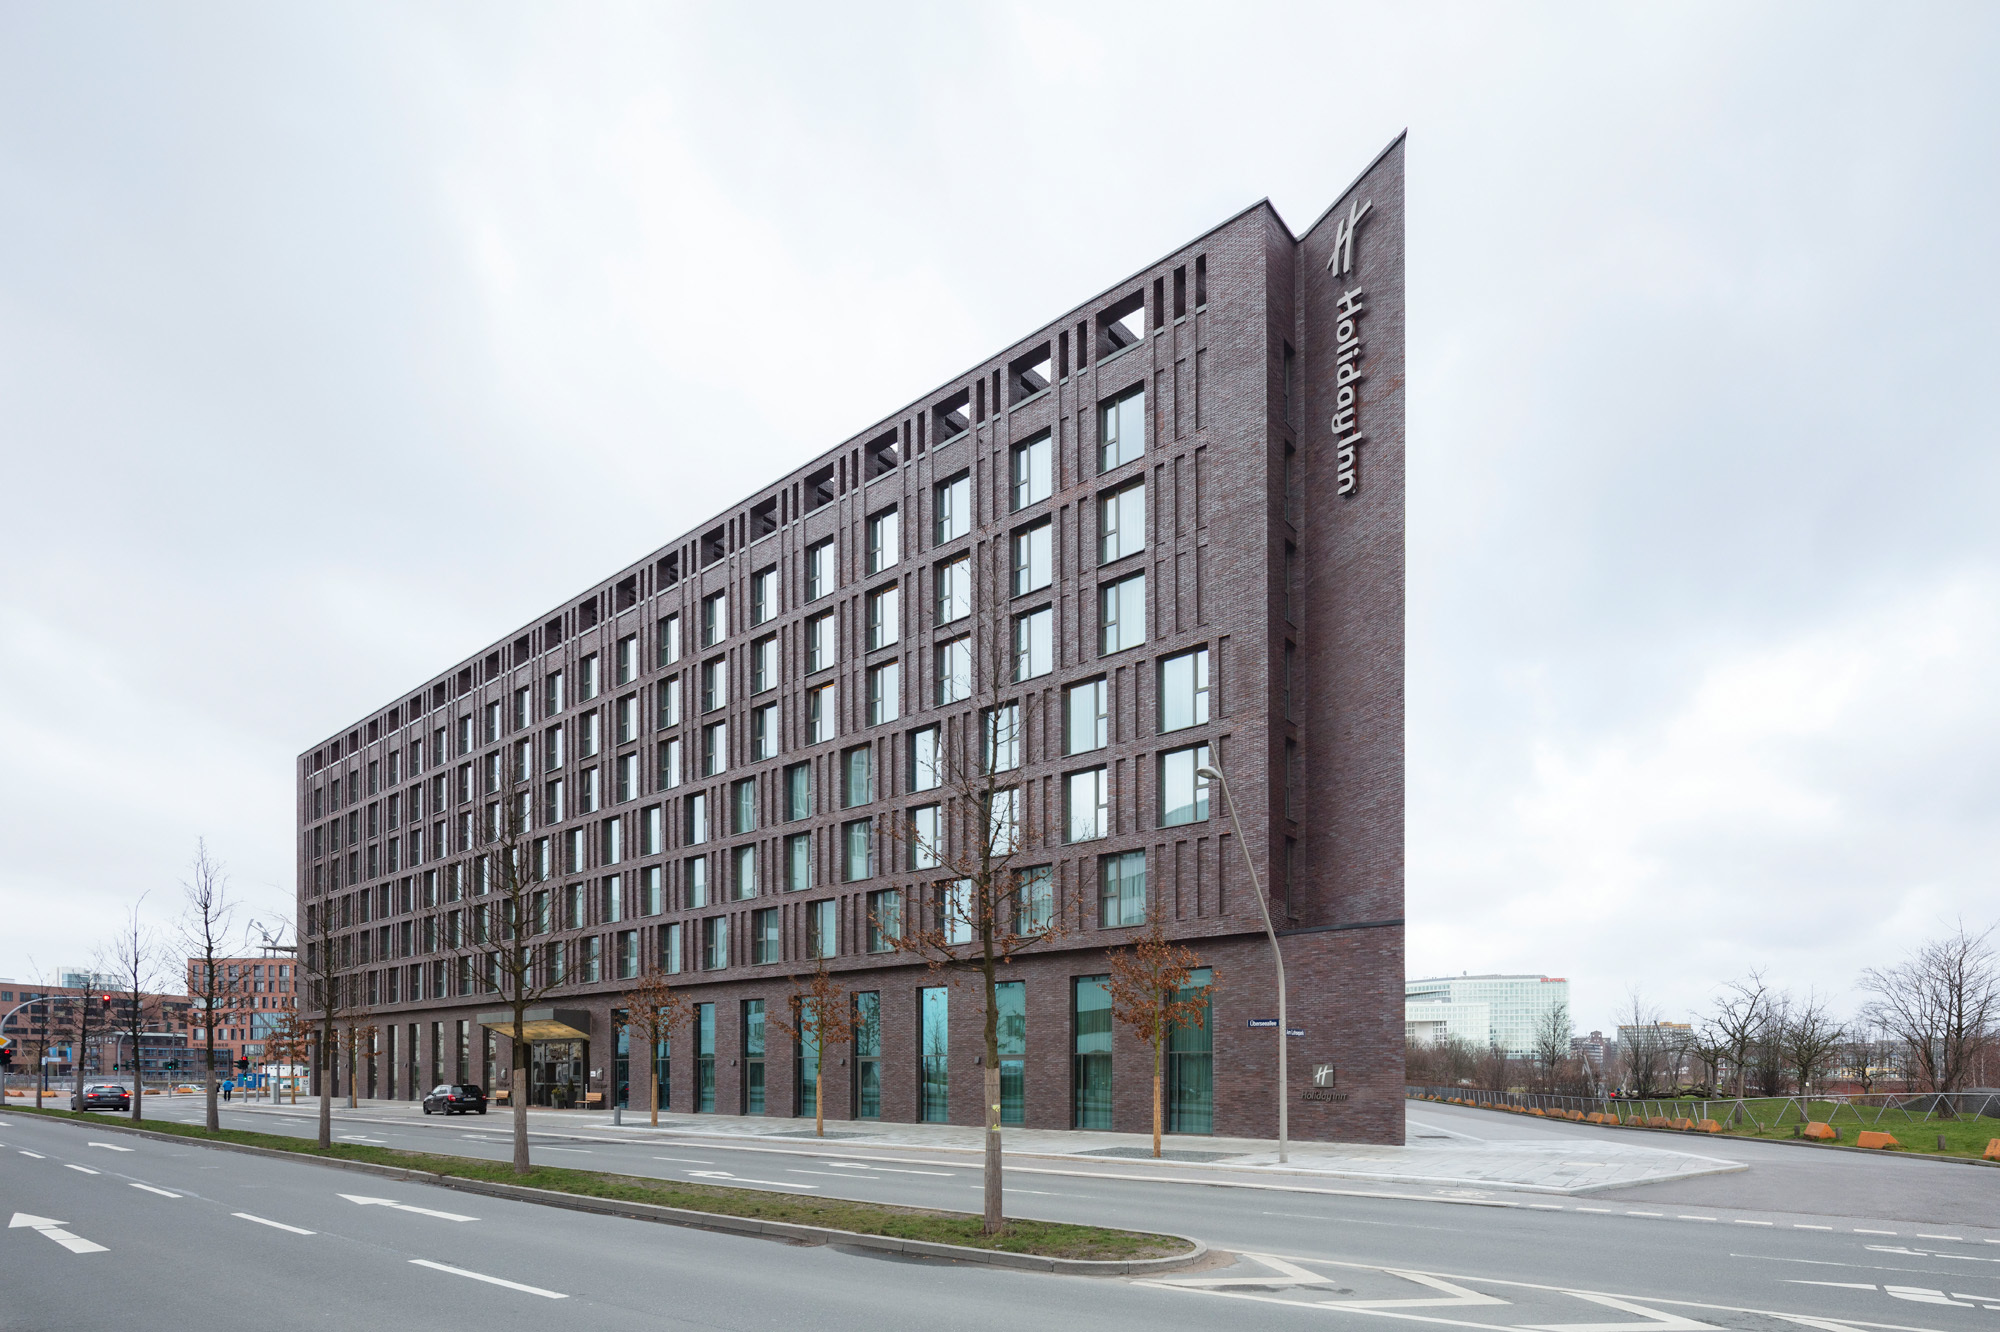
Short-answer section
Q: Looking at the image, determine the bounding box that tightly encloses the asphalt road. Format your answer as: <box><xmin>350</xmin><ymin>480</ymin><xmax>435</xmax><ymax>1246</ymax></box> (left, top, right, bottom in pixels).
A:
<box><xmin>5</xmin><ymin>1101</ymin><xmax>1997</xmax><ymax>1332</ymax></box>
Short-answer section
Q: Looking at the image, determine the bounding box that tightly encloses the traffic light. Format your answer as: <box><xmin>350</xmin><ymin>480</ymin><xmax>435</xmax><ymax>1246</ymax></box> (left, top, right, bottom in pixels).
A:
<box><xmin>0</xmin><ymin>1048</ymin><xmax>13</xmax><ymax>1069</ymax></box>
<box><xmin>234</xmin><ymin>1058</ymin><xmax>250</xmax><ymax>1072</ymax></box>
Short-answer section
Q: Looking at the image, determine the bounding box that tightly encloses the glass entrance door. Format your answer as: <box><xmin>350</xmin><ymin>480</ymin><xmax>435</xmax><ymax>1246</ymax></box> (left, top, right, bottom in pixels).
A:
<box><xmin>530</xmin><ymin>1039</ymin><xmax>586</xmax><ymax>1107</ymax></box>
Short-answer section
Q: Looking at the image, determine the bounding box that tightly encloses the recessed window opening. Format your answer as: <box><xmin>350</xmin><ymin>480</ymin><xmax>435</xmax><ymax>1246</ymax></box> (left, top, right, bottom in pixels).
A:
<box><xmin>1009</xmin><ymin>344</ymin><xmax>1052</xmax><ymax>405</ymax></box>
<box><xmin>699</xmin><ymin>526</ymin><xmax>727</xmax><ymax>567</ymax></box>
<box><xmin>804</xmin><ymin>465</ymin><xmax>835</xmax><ymax>512</ymax></box>
<box><xmin>657</xmin><ymin>552</ymin><xmax>681</xmax><ymax>589</ymax></box>
<box><xmin>933</xmin><ymin>388</ymin><xmax>971</xmax><ymax>441</ymax></box>
<box><xmin>864</xmin><ymin>430</ymin><xmax>899</xmax><ymax>479</ymax></box>
<box><xmin>749</xmin><ymin>498</ymin><xmax>778</xmax><ymax>540</ymax></box>
<box><xmin>1097</xmin><ymin>292</ymin><xmax>1145</xmax><ymax>359</ymax></box>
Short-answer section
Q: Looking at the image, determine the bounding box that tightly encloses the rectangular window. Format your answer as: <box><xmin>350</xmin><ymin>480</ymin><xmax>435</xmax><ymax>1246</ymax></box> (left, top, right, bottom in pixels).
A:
<box><xmin>996</xmin><ymin>979</ymin><xmax>1026</xmax><ymax>1125</ymax></box>
<box><xmin>580</xmin><ymin>711</ymin><xmax>601</xmax><ymax>758</ymax></box>
<box><xmin>686</xmin><ymin>854</ymin><xmax>709</xmax><ymax>907</ymax></box>
<box><xmin>1015</xmin><ymin>864</ymin><xmax>1053</xmax><ymax>934</ymax></box>
<box><xmin>617</xmin><ymin>752</ymin><xmax>639</xmax><ymax>803</ymax></box>
<box><xmin>1011</xmin><ymin>431</ymin><xmax>1052</xmax><ymax>511</ymax></box>
<box><xmin>657</xmin><ymin>737</ymin><xmax>682</xmax><ymax>790</ymax></box>
<box><xmin>662</xmin><ymin>921</ymin><xmax>683</xmax><ymax>974</ymax></box>
<box><xmin>617</xmin><ymin>633</ymin><xmax>638</xmax><ymax>685</ymax></box>
<box><xmin>935</xmin><ymin>637</ymin><xmax>971</xmax><ymax>705</ymax></box>
<box><xmin>1099</xmin><ymin>850</ymin><xmax>1147</xmax><ymax>927</ymax></box>
<box><xmin>1066</xmin><ymin>768</ymin><xmax>1109</xmax><ymax>843</ymax></box>
<box><xmin>784</xmin><ymin>762</ymin><xmax>812</xmax><ymax>820</ymax></box>
<box><xmin>936</xmin><ymin>556</ymin><xmax>971</xmax><ymax>625</ymax></box>
<box><xmin>543</xmin><ymin>778</ymin><xmax>565</xmax><ymax>825</ymax></box>
<box><xmin>640</xmin><ymin>864</ymin><xmax>663</xmax><ymax>915</ymax></box>
<box><xmin>1013</xmin><ymin>607</ymin><xmax>1052</xmax><ymax>681</ymax></box>
<box><xmin>580</xmin><ymin>935</ymin><xmax>602</xmax><ymax>983</ymax></box>
<box><xmin>1067</xmin><ymin>678</ymin><xmax>1109</xmax><ymax>754</ymax></box>
<box><xmin>656</xmin><ymin>676</ymin><xmax>681</xmax><ymax>728</ymax></box>
<box><xmin>843</xmin><ymin>744</ymin><xmax>874</xmax><ymax>806</ymax></box>
<box><xmin>988</xmin><ymin>786</ymin><xmax>1019</xmax><ymax>856</ymax></box>
<box><xmin>853</xmin><ymin>992</ymin><xmax>882</xmax><ymax>1118</ymax></box>
<box><xmin>982</xmin><ymin>702</ymin><xmax>1021</xmax><ymax>773</ymax></box>
<box><xmin>934</xmin><ymin>473</ymin><xmax>970</xmax><ymax>545</ymax></box>
<box><xmin>868</xmin><ymin>662</ymin><xmax>899</xmax><ymax>726</ymax></box>
<box><xmin>701</xmin><ymin>658</ymin><xmax>727</xmax><ymax>712</ymax></box>
<box><xmin>751</xmin><ymin>634</ymin><xmax>778</xmax><ymax>693</ymax></box>
<box><xmin>1160</xmin><ymin>744</ymin><xmax>1212</xmax><ymax>827</ymax></box>
<box><xmin>751</xmin><ymin>703</ymin><xmax>779</xmax><ymax>761</ymax></box>
<box><xmin>732</xmin><ymin>777</ymin><xmax>757</xmax><ymax>834</ymax></box>
<box><xmin>805</xmin><ymin>539</ymin><xmax>835</xmax><ymax>601</ymax></box>
<box><xmin>786</xmin><ymin>832</ymin><xmax>812</xmax><ymax>890</ymax></box>
<box><xmin>1011</xmin><ymin>521</ymin><xmax>1052</xmax><ymax>595</ymax></box>
<box><xmin>703</xmin><ymin>916</ymin><xmax>728</xmax><ymax>970</ymax></box>
<box><xmin>908</xmin><ymin>726</ymin><xmax>941</xmax><ymax>792</ymax></box>
<box><xmin>843</xmin><ymin>819</ymin><xmax>873</xmax><ymax>881</ymax></box>
<box><xmin>850</xmin><ymin>596</ymin><xmax>894</xmax><ymax>673</ymax></box>
<box><xmin>807</xmin><ymin>612</ymin><xmax>837</xmax><ymax>673</ymax></box>
<box><xmin>919</xmin><ymin>986</ymin><xmax>949</xmax><ymax>1122</ymax></box>
<box><xmin>750</xmin><ymin>567</ymin><xmax>778</xmax><ymax>626</ymax></box>
<box><xmin>545</xmin><ymin>670</ymin><xmax>566</xmax><ymax>716</ymax></box>
<box><xmin>1099</xmin><ymin>573</ymin><xmax>1146</xmax><ymax>655</ymax></box>
<box><xmin>1098</xmin><ymin>481</ymin><xmax>1146</xmax><ymax>564</ymax></box>
<box><xmin>686</xmin><ymin>791</ymin><xmax>708</xmax><ymax>845</ymax></box>
<box><xmin>696</xmin><ymin>1002</ymin><xmax>715</xmax><ymax>1111</ymax></box>
<box><xmin>1159</xmin><ymin>647</ymin><xmax>1211</xmax><ymax>732</ymax></box>
<box><xmin>808</xmin><ymin>898</ymin><xmax>836</xmax><ymax>959</ymax></box>
<box><xmin>807</xmin><ymin>682</ymin><xmax>836</xmax><ymax>744</ymax></box>
<box><xmin>578</xmin><ymin>653</ymin><xmax>600</xmax><ymax>702</ymax></box>
<box><xmin>701</xmin><ymin>591</ymin><xmax>728</xmax><ymax>647</ymax></box>
<box><xmin>937</xmin><ymin>879</ymin><xmax>974</xmax><ymax>945</ymax></box>
<box><xmin>658</xmin><ymin>613</ymin><xmax>681</xmax><ymax>667</ymax></box>
<box><xmin>1073</xmin><ymin>976</ymin><xmax>1112</xmax><ymax>1128</ymax></box>
<box><xmin>866</xmin><ymin>888</ymin><xmax>900</xmax><ymax>953</ymax></box>
<box><xmin>752</xmin><ymin>907</ymin><xmax>778</xmax><ymax>963</ymax></box>
<box><xmin>1167</xmin><ymin>966</ymin><xmax>1214</xmax><ymax>1134</ymax></box>
<box><xmin>909</xmin><ymin>804</ymin><xmax>941</xmax><ymax>870</ymax></box>
<box><xmin>867</xmin><ymin>508</ymin><xmax>900</xmax><ymax>575</ymax></box>
<box><xmin>702</xmin><ymin>721</ymin><xmax>727</xmax><ymax>776</ymax></box>
<box><xmin>1098</xmin><ymin>384</ymin><xmax>1145</xmax><ymax>473</ymax></box>
<box><xmin>617</xmin><ymin>692</ymin><xmax>640</xmax><ymax>744</ymax></box>
<box><xmin>617</xmin><ymin>927</ymin><xmax>639</xmax><ymax>978</ymax></box>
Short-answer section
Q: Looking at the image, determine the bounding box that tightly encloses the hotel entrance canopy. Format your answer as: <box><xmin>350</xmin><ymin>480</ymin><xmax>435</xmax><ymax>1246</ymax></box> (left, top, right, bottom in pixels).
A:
<box><xmin>474</xmin><ymin>1008</ymin><xmax>592</xmax><ymax>1042</ymax></box>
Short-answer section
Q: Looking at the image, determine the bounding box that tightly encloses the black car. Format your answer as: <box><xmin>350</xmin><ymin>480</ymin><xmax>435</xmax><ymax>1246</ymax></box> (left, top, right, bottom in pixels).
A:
<box><xmin>73</xmin><ymin>1083</ymin><xmax>131</xmax><ymax>1111</ymax></box>
<box><xmin>422</xmin><ymin>1083</ymin><xmax>487</xmax><ymax>1115</ymax></box>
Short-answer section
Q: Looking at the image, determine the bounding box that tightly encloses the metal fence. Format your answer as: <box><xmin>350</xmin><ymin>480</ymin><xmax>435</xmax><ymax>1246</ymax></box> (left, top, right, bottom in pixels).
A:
<box><xmin>1406</xmin><ymin>1084</ymin><xmax>2000</xmax><ymax>1130</ymax></box>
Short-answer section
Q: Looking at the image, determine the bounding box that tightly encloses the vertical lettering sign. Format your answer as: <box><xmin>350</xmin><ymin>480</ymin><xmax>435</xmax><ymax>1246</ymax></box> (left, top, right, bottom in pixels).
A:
<box><xmin>1325</xmin><ymin>198</ymin><xmax>1372</xmax><ymax>497</ymax></box>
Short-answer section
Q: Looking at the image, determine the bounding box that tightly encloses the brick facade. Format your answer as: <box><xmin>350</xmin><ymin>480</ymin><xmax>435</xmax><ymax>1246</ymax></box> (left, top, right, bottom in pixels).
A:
<box><xmin>297</xmin><ymin>137</ymin><xmax>1407</xmax><ymax>1143</ymax></box>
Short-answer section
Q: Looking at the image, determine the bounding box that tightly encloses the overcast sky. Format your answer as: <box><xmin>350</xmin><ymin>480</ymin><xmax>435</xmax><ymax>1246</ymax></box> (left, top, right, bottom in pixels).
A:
<box><xmin>2</xmin><ymin>3</ymin><xmax>1995</xmax><ymax>1034</ymax></box>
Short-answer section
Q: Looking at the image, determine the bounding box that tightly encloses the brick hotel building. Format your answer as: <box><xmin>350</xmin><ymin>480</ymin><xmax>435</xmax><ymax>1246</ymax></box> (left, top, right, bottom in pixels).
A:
<box><xmin>297</xmin><ymin>136</ymin><xmax>1406</xmax><ymax>1143</ymax></box>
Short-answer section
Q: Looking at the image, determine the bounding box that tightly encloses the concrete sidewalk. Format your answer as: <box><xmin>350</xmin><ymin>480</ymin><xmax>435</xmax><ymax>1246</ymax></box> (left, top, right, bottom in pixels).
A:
<box><xmin>225</xmin><ymin>1097</ymin><xmax>1746</xmax><ymax>1195</ymax></box>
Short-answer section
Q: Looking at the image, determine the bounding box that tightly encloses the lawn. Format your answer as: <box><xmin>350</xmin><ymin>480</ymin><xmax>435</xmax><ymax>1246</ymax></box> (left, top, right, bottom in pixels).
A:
<box><xmin>0</xmin><ymin>1105</ymin><xmax>1188</xmax><ymax>1260</ymax></box>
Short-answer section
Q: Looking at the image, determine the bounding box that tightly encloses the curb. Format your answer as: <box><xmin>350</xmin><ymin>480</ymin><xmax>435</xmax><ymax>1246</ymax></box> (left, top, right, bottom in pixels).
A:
<box><xmin>1407</xmin><ymin>1100</ymin><xmax>2000</xmax><ymax>1169</ymax></box>
<box><xmin>0</xmin><ymin>1107</ymin><xmax>1207</xmax><ymax>1276</ymax></box>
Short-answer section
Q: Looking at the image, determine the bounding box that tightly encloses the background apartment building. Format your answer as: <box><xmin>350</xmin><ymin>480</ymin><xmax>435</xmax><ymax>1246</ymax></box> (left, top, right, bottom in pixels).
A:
<box><xmin>297</xmin><ymin>138</ymin><xmax>1407</xmax><ymax>1143</ymax></box>
<box><xmin>184</xmin><ymin>956</ymin><xmax>299</xmax><ymax>1070</ymax></box>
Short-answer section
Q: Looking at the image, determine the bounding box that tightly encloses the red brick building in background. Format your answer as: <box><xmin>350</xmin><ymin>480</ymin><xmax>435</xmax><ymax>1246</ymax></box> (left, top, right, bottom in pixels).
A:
<box><xmin>297</xmin><ymin>136</ymin><xmax>1407</xmax><ymax>1142</ymax></box>
<box><xmin>183</xmin><ymin>957</ymin><xmax>298</xmax><ymax>1072</ymax></box>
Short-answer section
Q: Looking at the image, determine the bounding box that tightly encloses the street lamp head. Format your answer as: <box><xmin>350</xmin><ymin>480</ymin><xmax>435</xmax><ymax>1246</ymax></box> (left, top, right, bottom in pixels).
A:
<box><xmin>1195</xmin><ymin>765</ymin><xmax>1221</xmax><ymax>781</ymax></box>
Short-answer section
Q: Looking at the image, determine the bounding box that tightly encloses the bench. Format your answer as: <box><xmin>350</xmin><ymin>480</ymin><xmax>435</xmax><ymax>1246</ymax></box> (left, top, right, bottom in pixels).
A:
<box><xmin>491</xmin><ymin>1088</ymin><xmax>510</xmax><ymax>1105</ymax></box>
<box><xmin>583</xmin><ymin>1091</ymin><xmax>604</xmax><ymax>1109</ymax></box>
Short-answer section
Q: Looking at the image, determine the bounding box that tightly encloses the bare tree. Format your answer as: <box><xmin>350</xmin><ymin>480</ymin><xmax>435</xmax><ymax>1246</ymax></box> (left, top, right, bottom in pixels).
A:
<box><xmin>301</xmin><ymin>887</ymin><xmax>359</xmax><ymax>1145</ymax></box>
<box><xmin>876</xmin><ymin>555</ymin><xmax>1067</xmax><ymax>1234</ymax></box>
<box><xmin>1105</xmin><ymin>919</ymin><xmax>1216</xmax><ymax>1157</ymax></box>
<box><xmin>109</xmin><ymin>899</ymin><xmax>163</xmax><ymax>1122</ymax></box>
<box><xmin>765</xmin><ymin>963</ymin><xmax>859</xmax><ymax>1140</ymax></box>
<box><xmin>337</xmin><ymin>1022</ymin><xmax>376</xmax><ymax>1107</ymax></box>
<box><xmin>58</xmin><ymin>957</ymin><xmax>110</xmax><ymax>1109</ymax></box>
<box><xmin>1618</xmin><ymin>992</ymin><xmax>1667</xmax><ymax>1097</ymax></box>
<box><xmin>1685</xmin><ymin>1020</ymin><xmax>1730</xmax><ymax>1097</ymax></box>
<box><xmin>1711</xmin><ymin>971</ymin><xmax>1771</xmax><ymax>1098</ymax></box>
<box><xmin>470</xmin><ymin>794</ymin><xmax>562</xmax><ymax>1173</ymax></box>
<box><xmin>1859</xmin><ymin>921</ymin><xmax>1999</xmax><ymax>1095</ymax></box>
<box><xmin>619</xmin><ymin>967</ymin><xmax>691</xmax><ymax>1128</ymax></box>
<box><xmin>1779</xmin><ymin>990</ymin><xmax>1845</xmax><ymax>1097</ymax></box>
<box><xmin>1530</xmin><ymin>1000</ymin><xmax>1573</xmax><ymax>1090</ymax></box>
<box><xmin>177</xmin><ymin>841</ymin><xmax>239</xmax><ymax>1130</ymax></box>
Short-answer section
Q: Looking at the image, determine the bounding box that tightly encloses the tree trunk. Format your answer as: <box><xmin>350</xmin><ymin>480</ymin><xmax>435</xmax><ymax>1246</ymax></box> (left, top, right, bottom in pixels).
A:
<box><xmin>317</xmin><ymin>1021</ymin><xmax>333</xmax><ymax>1147</ymax></box>
<box><xmin>816</xmin><ymin>1056</ymin><xmax>825</xmax><ymax>1138</ymax></box>
<box><xmin>511</xmin><ymin>1025</ymin><xmax>531</xmax><ymax>1174</ymax></box>
<box><xmin>347</xmin><ymin>1038</ymin><xmax>358</xmax><ymax>1109</ymax></box>
<box><xmin>982</xmin><ymin>957</ymin><xmax>1004</xmax><ymax>1235</ymax></box>
<box><xmin>1152</xmin><ymin>1028</ymin><xmax>1164</xmax><ymax>1158</ymax></box>
<box><xmin>649</xmin><ymin>1040</ymin><xmax>660</xmax><ymax>1128</ymax></box>
<box><xmin>205</xmin><ymin>1031</ymin><xmax>219</xmax><ymax>1131</ymax></box>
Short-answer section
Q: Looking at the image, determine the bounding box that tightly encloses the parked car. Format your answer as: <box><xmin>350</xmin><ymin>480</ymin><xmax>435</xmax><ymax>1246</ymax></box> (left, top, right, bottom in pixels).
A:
<box><xmin>72</xmin><ymin>1083</ymin><xmax>131</xmax><ymax>1111</ymax></box>
<box><xmin>422</xmin><ymin>1083</ymin><xmax>487</xmax><ymax>1115</ymax></box>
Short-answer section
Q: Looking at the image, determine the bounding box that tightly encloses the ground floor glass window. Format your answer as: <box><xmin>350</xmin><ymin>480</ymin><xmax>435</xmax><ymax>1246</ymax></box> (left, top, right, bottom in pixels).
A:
<box><xmin>1167</xmin><ymin>967</ymin><xmax>1214</xmax><ymax>1134</ymax></box>
<box><xmin>1073</xmin><ymin>976</ymin><xmax>1112</xmax><ymax>1129</ymax></box>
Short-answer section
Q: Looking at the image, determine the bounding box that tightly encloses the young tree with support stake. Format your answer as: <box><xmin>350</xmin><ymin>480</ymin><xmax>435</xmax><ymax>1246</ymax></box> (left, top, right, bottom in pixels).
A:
<box><xmin>471</xmin><ymin>794</ymin><xmax>563</xmax><ymax>1174</ymax></box>
<box><xmin>766</xmin><ymin>962</ymin><xmax>859</xmax><ymax>1140</ymax></box>
<box><xmin>177</xmin><ymin>842</ymin><xmax>239</xmax><ymax>1130</ymax></box>
<box><xmin>619</xmin><ymin>967</ymin><xmax>690</xmax><ymax>1128</ymax></box>
<box><xmin>1105</xmin><ymin>919</ymin><xmax>1216</xmax><ymax>1158</ymax></box>
<box><xmin>301</xmin><ymin>896</ymin><xmax>359</xmax><ymax>1146</ymax></box>
<box><xmin>877</xmin><ymin>555</ymin><xmax>1066</xmax><ymax>1234</ymax></box>
<box><xmin>109</xmin><ymin>901</ymin><xmax>162</xmax><ymax>1122</ymax></box>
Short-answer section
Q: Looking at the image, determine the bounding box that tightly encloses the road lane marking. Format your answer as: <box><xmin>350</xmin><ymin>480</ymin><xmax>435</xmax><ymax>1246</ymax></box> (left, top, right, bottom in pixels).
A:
<box><xmin>1678</xmin><ymin>1217</ymin><xmax>1718</xmax><ymax>1222</ymax></box>
<box><xmin>86</xmin><ymin>1142</ymin><xmax>135</xmax><ymax>1152</ymax></box>
<box><xmin>129</xmin><ymin>1184</ymin><xmax>180</xmax><ymax>1198</ymax></box>
<box><xmin>1577</xmin><ymin>1207</ymin><xmax>1614</xmax><ymax>1213</ymax></box>
<box><xmin>1917</xmin><ymin>1235</ymin><xmax>1964</xmax><ymax>1241</ymax></box>
<box><xmin>1854</xmin><ymin>1229</ymin><xmax>1896</xmax><ymax>1235</ymax></box>
<box><xmin>1262</xmin><ymin>1211</ymin><xmax>1330</xmax><ymax>1220</ymax></box>
<box><xmin>1625</xmin><ymin>1211</ymin><xmax>1663</xmax><ymax>1217</ymax></box>
<box><xmin>1793</xmin><ymin>1225</ymin><xmax>1832</xmax><ymax>1230</ymax></box>
<box><xmin>653</xmin><ymin>1156</ymin><xmax>714</xmax><ymax>1164</ymax></box>
<box><xmin>687</xmin><ymin>1170</ymin><xmax>815</xmax><ymax>1189</ymax></box>
<box><xmin>18</xmin><ymin>1151</ymin><xmax>44</xmax><ymax>1159</ymax></box>
<box><xmin>8</xmin><ymin>1213</ymin><xmax>107</xmax><ymax>1254</ymax></box>
<box><xmin>410</xmin><ymin>1259</ymin><xmax>566</xmax><ymax>1299</ymax></box>
<box><xmin>233</xmin><ymin>1213</ymin><xmax>314</xmax><ymax>1234</ymax></box>
<box><xmin>63</xmin><ymin>1164</ymin><xmax>100</xmax><ymax>1175</ymax></box>
<box><xmin>338</xmin><ymin>1194</ymin><xmax>477</xmax><ymax>1222</ymax></box>
<box><xmin>1527</xmin><ymin>1204</ymin><xmax>1563</xmax><ymax>1210</ymax></box>
<box><xmin>1733</xmin><ymin>1219</ymin><xmax>1773</xmax><ymax>1226</ymax></box>
<box><xmin>789</xmin><ymin>1169</ymin><xmax>879</xmax><ymax>1179</ymax></box>
<box><xmin>539</xmin><ymin>1146</ymin><xmax>592</xmax><ymax>1153</ymax></box>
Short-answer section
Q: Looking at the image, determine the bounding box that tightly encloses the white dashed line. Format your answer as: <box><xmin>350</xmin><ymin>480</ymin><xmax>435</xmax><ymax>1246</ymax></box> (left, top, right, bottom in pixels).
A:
<box><xmin>653</xmin><ymin>1156</ymin><xmax>714</xmax><ymax>1164</ymax></box>
<box><xmin>1526</xmin><ymin>1204</ymin><xmax>1562</xmax><ymax>1210</ymax></box>
<box><xmin>129</xmin><ymin>1184</ymin><xmax>180</xmax><ymax>1198</ymax></box>
<box><xmin>1626</xmin><ymin>1211</ymin><xmax>1663</xmax><ymax>1218</ymax></box>
<box><xmin>1577</xmin><ymin>1207</ymin><xmax>1614</xmax><ymax>1214</ymax></box>
<box><xmin>19</xmin><ymin>1151</ymin><xmax>45</xmax><ymax>1159</ymax></box>
<box><xmin>233</xmin><ymin>1213</ymin><xmax>314</xmax><ymax>1235</ymax></box>
<box><xmin>1794</xmin><ymin>1224</ymin><xmax>1832</xmax><ymax>1230</ymax></box>
<box><xmin>410</xmin><ymin>1259</ymin><xmax>566</xmax><ymax>1299</ymax></box>
<box><xmin>1734</xmin><ymin>1219</ymin><xmax>1773</xmax><ymax>1226</ymax></box>
<box><xmin>1679</xmin><ymin>1216</ymin><xmax>1719</xmax><ymax>1222</ymax></box>
<box><xmin>63</xmin><ymin>1164</ymin><xmax>100</xmax><ymax>1175</ymax></box>
<box><xmin>1855</xmin><ymin>1228</ymin><xmax>1897</xmax><ymax>1235</ymax></box>
<box><xmin>1918</xmin><ymin>1234</ymin><xmax>1964</xmax><ymax>1241</ymax></box>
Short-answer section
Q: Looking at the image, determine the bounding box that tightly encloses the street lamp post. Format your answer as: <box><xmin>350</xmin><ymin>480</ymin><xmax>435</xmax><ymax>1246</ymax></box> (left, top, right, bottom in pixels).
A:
<box><xmin>1196</xmin><ymin>762</ymin><xmax>1287</xmax><ymax>1164</ymax></box>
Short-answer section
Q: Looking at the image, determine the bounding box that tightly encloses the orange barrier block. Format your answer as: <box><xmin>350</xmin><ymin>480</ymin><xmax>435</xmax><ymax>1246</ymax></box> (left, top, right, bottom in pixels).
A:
<box><xmin>1646</xmin><ymin>1115</ymin><xmax>1672</xmax><ymax>1128</ymax></box>
<box><xmin>1529</xmin><ymin>1108</ymin><xmax>1546</xmax><ymax>1117</ymax></box>
<box><xmin>1801</xmin><ymin>1122</ymin><xmax>1838</xmax><ymax>1141</ymax></box>
<box><xmin>1984</xmin><ymin>1139</ymin><xmax>2000</xmax><ymax>1161</ymax></box>
<box><xmin>1695</xmin><ymin>1119</ymin><xmax>1724</xmax><ymax>1133</ymax></box>
<box><xmin>1586</xmin><ymin>1112</ymin><xmax>1611</xmax><ymax>1125</ymax></box>
<box><xmin>1855</xmin><ymin>1131</ymin><xmax>1899</xmax><ymax>1150</ymax></box>
<box><xmin>1667</xmin><ymin>1118</ymin><xmax>1695</xmax><ymax>1131</ymax></box>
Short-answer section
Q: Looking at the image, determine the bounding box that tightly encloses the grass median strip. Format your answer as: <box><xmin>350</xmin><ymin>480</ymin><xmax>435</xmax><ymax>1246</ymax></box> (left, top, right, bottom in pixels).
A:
<box><xmin>2</xmin><ymin>1107</ymin><xmax>1185</xmax><ymax>1261</ymax></box>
